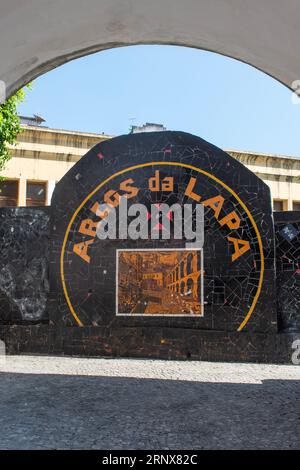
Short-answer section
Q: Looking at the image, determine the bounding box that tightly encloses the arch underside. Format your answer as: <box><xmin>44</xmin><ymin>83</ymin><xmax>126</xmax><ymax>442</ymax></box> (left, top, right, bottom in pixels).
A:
<box><xmin>1</xmin><ymin>0</ymin><xmax>300</xmax><ymax>98</ymax></box>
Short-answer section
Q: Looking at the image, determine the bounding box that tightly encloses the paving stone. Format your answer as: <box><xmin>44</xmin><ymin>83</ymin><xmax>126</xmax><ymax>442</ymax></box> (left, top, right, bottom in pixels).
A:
<box><xmin>0</xmin><ymin>356</ymin><xmax>298</xmax><ymax>450</ymax></box>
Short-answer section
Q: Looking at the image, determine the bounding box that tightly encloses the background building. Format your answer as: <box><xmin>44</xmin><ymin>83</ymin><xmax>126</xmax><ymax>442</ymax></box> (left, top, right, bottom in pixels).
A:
<box><xmin>0</xmin><ymin>116</ymin><xmax>110</xmax><ymax>207</ymax></box>
<box><xmin>0</xmin><ymin>116</ymin><xmax>299</xmax><ymax>211</ymax></box>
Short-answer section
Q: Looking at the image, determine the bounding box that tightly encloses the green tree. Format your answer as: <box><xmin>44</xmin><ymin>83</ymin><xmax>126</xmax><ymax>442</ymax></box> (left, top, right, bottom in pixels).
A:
<box><xmin>0</xmin><ymin>86</ymin><xmax>30</xmax><ymax>175</ymax></box>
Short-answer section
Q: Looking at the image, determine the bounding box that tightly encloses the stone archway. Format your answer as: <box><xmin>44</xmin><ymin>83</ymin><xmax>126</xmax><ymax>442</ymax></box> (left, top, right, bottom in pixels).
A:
<box><xmin>1</xmin><ymin>1</ymin><xmax>300</xmax><ymax>98</ymax></box>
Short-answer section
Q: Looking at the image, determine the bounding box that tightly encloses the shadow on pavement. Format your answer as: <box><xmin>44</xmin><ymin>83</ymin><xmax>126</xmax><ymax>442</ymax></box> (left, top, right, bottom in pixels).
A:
<box><xmin>0</xmin><ymin>372</ymin><xmax>299</xmax><ymax>449</ymax></box>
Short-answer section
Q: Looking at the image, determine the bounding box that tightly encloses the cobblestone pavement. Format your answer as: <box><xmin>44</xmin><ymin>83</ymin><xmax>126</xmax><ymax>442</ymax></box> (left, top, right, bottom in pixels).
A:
<box><xmin>0</xmin><ymin>356</ymin><xmax>299</xmax><ymax>449</ymax></box>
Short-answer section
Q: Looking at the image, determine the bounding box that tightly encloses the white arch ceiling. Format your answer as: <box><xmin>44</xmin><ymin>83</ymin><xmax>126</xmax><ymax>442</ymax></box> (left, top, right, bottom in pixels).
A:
<box><xmin>1</xmin><ymin>0</ymin><xmax>300</xmax><ymax>98</ymax></box>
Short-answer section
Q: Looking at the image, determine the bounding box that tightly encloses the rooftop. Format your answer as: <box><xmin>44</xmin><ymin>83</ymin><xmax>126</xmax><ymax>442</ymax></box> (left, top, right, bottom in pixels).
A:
<box><xmin>18</xmin><ymin>116</ymin><xmax>300</xmax><ymax>160</ymax></box>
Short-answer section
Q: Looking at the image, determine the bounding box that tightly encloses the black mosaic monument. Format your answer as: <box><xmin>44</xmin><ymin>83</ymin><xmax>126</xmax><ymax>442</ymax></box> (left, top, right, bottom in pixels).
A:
<box><xmin>0</xmin><ymin>131</ymin><xmax>299</xmax><ymax>363</ymax></box>
<box><xmin>49</xmin><ymin>131</ymin><xmax>276</xmax><ymax>333</ymax></box>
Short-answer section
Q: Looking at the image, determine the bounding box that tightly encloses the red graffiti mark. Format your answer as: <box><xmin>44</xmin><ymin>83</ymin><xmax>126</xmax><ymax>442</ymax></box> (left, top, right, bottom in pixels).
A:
<box><xmin>154</xmin><ymin>223</ymin><xmax>164</xmax><ymax>231</ymax></box>
<box><xmin>97</xmin><ymin>152</ymin><xmax>104</xmax><ymax>160</ymax></box>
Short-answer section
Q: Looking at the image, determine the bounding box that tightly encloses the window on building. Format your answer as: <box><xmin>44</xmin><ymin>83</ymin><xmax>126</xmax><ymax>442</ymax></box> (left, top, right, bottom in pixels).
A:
<box><xmin>273</xmin><ymin>200</ymin><xmax>287</xmax><ymax>212</ymax></box>
<box><xmin>0</xmin><ymin>180</ymin><xmax>19</xmax><ymax>206</ymax></box>
<box><xmin>293</xmin><ymin>201</ymin><xmax>300</xmax><ymax>211</ymax></box>
<box><xmin>26</xmin><ymin>181</ymin><xmax>47</xmax><ymax>206</ymax></box>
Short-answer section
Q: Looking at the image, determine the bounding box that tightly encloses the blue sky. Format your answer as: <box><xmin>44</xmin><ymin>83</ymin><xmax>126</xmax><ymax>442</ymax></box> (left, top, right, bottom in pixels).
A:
<box><xmin>18</xmin><ymin>45</ymin><xmax>300</xmax><ymax>157</ymax></box>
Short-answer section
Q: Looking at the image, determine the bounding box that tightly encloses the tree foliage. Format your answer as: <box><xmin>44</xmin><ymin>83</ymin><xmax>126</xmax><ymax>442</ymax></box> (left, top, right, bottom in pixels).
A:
<box><xmin>0</xmin><ymin>87</ymin><xmax>29</xmax><ymax>173</ymax></box>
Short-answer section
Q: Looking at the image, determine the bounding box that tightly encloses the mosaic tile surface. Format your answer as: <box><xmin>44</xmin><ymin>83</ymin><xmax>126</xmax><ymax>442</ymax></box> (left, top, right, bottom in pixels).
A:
<box><xmin>0</xmin><ymin>207</ymin><xmax>50</xmax><ymax>324</ymax></box>
<box><xmin>49</xmin><ymin>131</ymin><xmax>277</xmax><ymax>332</ymax></box>
<box><xmin>0</xmin><ymin>324</ymin><xmax>297</xmax><ymax>364</ymax></box>
<box><xmin>275</xmin><ymin>211</ymin><xmax>300</xmax><ymax>332</ymax></box>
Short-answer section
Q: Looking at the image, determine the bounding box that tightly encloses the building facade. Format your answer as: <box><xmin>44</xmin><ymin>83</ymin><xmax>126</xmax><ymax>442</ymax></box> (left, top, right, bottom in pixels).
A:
<box><xmin>0</xmin><ymin>117</ymin><xmax>299</xmax><ymax>211</ymax></box>
<box><xmin>0</xmin><ymin>116</ymin><xmax>109</xmax><ymax>207</ymax></box>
